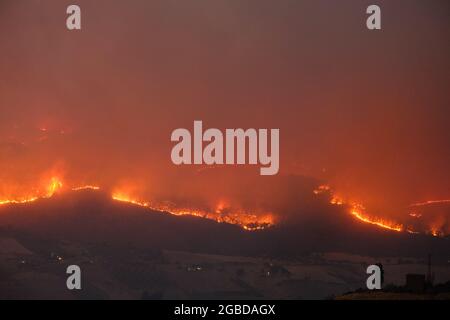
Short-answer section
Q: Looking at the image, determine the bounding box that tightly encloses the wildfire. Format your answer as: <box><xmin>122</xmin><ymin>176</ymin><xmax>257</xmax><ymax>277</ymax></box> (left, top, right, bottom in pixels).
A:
<box><xmin>313</xmin><ymin>185</ymin><xmax>330</xmax><ymax>195</ymax></box>
<box><xmin>430</xmin><ymin>229</ymin><xmax>441</xmax><ymax>237</ymax></box>
<box><xmin>46</xmin><ymin>177</ymin><xmax>63</xmax><ymax>197</ymax></box>
<box><xmin>0</xmin><ymin>196</ymin><xmax>39</xmax><ymax>206</ymax></box>
<box><xmin>407</xmin><ymin>200</ymin><xmax>450</xmax><ymax>237</ymax></box>
<box><xmin>112</xmin><ymin>193</ymin><xmax>151</xmax><ymax>207</ymax></box>
<box><xmin>0</xmin><ymin>179</ymin><xmax>103</xmax><ymax>207</ymax></box>
<box><xmin>1</xmin><ymin>175</ymin><xmax>446</xmax><ymax>236</ymax></box>
<box><xmin>409</xmin><ymin>212</ymin><xmax>422</xmax><ymax>218</ymax></box>
<box><xmin>313</xmin><ymin>185</ymin><xmax>404</xmax><ymax>232</ymax></box>
<box><xmin>0</xmin><ymin>177</ymin><xmax>63</xmax><ymax>206</ymax></box>
<box><xmin>71</xmin><ymin>185</ymin><xmax>101</xmax><ymax>191</ymax></box>
<box><xmin>112</xmin><ymin>192</ymin><xmax>275</xmax><ymax>231</ymax></box>
<box><xmin>349</xmin><ymin>204</ymin><xmax>403</xmax><ymax>232</ymax></box>
<box><xmin>409</xmin><ymin>199</ymin><xmax>450</xmax><ymax>207</ymax></box>
<box><xmin>1</xmin><ymin>181</ymin><xmax>274</xmax><ymax>231</ymax></box>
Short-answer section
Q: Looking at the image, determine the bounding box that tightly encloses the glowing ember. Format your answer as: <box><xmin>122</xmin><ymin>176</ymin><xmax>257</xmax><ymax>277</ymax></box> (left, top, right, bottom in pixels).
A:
<box><xmin>430</xmin><ymin>229</ymin><xmax>441</xmax><ymax>237</ymax></box>
<box><xmin>72</xmin><ymin>185</ymin><xmax>101</xmax><ymax>191</ymax></box>
<box><xmin>408</xmin><ymin>212</ymin><xmax>422</xmax><ymax>218</ymax></box>
<box><xmin>313</xmin><ymin>185</ymin><xmax>330</xmax><ymax>195</ymax></box>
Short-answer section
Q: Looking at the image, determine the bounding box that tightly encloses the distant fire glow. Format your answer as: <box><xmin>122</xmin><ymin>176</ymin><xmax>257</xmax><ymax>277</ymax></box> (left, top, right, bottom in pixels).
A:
<box><xmin>71</xmin><ymin>185</ymin><xmax>101</xmax><ymax>191</ymax></box>
<box><xmin>409</xmin><ymin>200</ymin><xmax>450</xmax><ymax>207</ymax></box>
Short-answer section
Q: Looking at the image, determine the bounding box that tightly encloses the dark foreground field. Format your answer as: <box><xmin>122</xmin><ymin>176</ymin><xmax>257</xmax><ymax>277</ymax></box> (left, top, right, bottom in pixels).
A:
<box><xmin>0</xmin><ymin>190</ymin><xmax>449</xmax><ymax>299</ymax></box>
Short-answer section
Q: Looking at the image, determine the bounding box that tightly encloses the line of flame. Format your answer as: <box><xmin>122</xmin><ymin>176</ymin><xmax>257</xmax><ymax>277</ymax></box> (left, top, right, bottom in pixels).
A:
<box><xmin>409</xmin><ymin>199</ymin><xmax>450</xmax><ymax>207</ymax></box>
<box><xmin>111</xmin><ymin>193</ymin><xmax>274</xmax><ymax>231</ymax></box>
<box><xmin>0</xmin><ymin>177</ymin><xmax>63</xmax><ymax>206</ymax></box>
<box><xmin>71</xmin><ymin>185</ymin><xmax>100</xmax><ymax>191</ymax></box>
<box><xmin>314</xmin><ymin>185</ymin><xmax>404</xmax><ymax>232</ymax></box>
<box><xmin>349</xmin><ymin>207</ymin><xmax>403</xmax><ymax>232</ymax></box>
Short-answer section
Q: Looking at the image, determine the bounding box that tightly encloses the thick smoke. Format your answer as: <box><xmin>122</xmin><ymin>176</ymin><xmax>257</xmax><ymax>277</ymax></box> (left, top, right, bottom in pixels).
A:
<box><xmin>0</xmin><ymin>1</ymin><xmax>449</xmax><ymax>228</ymax></box>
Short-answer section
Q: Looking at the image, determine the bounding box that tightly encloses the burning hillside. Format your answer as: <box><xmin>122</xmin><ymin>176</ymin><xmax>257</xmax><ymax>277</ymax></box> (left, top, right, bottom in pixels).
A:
<box><xmin>0</xmin><ymin>175</ymin><xmax>275</xmax><ymax>231</ymax></box>
<box><xmin>112</xmin><ymin>192</ymin><xmax>275</xmax><ymax>231</ymax></box>
<box><xmin>313</xmin><ymin>185</ymin><xmax>450</xmax><ymax>237</ymax></box>
<box><xmin>313</xmin><ymin>185</ymin><xmax>404</xmax><ymax>232</ymax></box>
<box><xmin>0</xmin><ymin>177</ymin><xmax>63</xmax><ymax>206</ymax></box>
<box><xmin>1</xmin><ymin>182</ymin><xmax>449</xmax><ymax>261</ymax></box>
<box><xmin>0</xmin><ymin>174</ymin><xmax>448</xmax><ymax>237</ymax></box>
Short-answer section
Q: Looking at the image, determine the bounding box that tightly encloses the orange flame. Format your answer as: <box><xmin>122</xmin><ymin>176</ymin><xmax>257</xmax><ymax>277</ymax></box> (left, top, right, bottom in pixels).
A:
<box><xmin>349</xmin><ymin>204</ymin><xmax>403</xmax><ymax>232</ymax></box>
<box><xmin>46</xmin><ymin>177</ymin><xmax>63</xmax><ymax>197</ymax></box>
<box><xmin>112</xmin><ymin>193</ymin><xmax>150</xmax><ymax>207</ymax></box>
<box><xmin>1</xmin><ymin>176</ymin><xmax>446</xmax><ymax>237</ymax></box>
<box><xmin>0</xmin><ymin>176</ymin><xmax>63</xmax><ymax>206</ymax></box>
<box><xmin>314</xmin><ymin>185</ymin><xmax>404</xmax><ymax>232</ymax></box>
<box><xmin>409</xmin><ymin>199</ymin><xmax>450</xmax><ymax>207</ymax></box>
<box><xmin>112</xmin><ymin>191</ymin><xmax>275</xmax><ymax>231</ymax></box>
<box><xmin>71</xmin><ymin>185</ymin><xmax>101</xmax><ymax>191</ymax></box>
<box><xmin>407</xmin><ymin>200</ymin><xmax>450</xmax><ymax>237</ymax></box>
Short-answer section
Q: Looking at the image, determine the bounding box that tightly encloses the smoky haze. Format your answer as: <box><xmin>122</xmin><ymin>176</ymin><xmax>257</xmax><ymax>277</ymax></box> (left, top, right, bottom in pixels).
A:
<box><xmin>0</xmin><ymin>0</ymin><xmax>449</xmax><ymax>224</ymax></box>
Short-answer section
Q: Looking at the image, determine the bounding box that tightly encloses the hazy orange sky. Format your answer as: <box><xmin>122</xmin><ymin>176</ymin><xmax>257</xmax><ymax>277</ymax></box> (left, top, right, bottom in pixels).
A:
<box><xmin>0</xmin><ymin>0</ymin><xmax>449</xmax><ymax>221</ymax></box>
